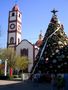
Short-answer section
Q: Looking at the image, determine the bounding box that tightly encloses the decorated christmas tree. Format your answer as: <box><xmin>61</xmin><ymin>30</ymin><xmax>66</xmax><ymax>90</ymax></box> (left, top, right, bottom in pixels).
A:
<box><xmin>31</xmin><ymin>9</ymin><xmax>68</xmax><ymax>75</ymax></box>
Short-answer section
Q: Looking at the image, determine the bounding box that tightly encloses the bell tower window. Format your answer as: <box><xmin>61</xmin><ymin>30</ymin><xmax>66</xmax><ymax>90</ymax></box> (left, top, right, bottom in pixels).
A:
<box><xmin>12</xmin><ymin>13</ymin><xmax>15</xmax><ymax>16</ymax></box>
<box><xmin>10</xmin><ymin>37</ymin><xmax>14</xmax><ymax>44</ymax></box>
<box><xmin>19</xmin><ymin>14</ymin><xmax>20</xmax><ymax>17</ymax></box>
<box><xmin>18</xmin><ymin>38</ymin><xmax>20</xmax><ymax>44</ymax></box>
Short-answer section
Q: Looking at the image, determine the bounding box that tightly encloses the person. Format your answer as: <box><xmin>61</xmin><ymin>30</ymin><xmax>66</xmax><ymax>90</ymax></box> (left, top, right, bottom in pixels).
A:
<box><xmin>51</xmin><ymin>74</ymin><xmax>56</xmax><ymax>90</ymax></box>
<box><xmin>32</xmin><ymin>71</ymin><xmax>41</xmax><ymax>82</ymax></box>
<box><xmin>56</xmin><ymin>75</ymin><xmax>65</xmax><ymax>90</ymax></box>
<box><xmin>32</xmin><ymin>73</ymin><xmax>38</xmax><ymax>82</ymax></box>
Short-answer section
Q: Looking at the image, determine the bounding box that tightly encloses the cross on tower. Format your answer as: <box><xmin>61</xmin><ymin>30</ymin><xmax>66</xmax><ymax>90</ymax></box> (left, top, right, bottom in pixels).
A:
<box><xmin>51</xmin><ymin>9</ymin><xmax>58</xmax><ymax>15</ymax></box>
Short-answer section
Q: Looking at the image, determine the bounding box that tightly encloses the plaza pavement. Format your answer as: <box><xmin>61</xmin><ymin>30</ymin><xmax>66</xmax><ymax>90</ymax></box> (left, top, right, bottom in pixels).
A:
<box><xmin>0</xmin><ymin>80</ymin><xmax>67</xmax><ymax>90</ymax></box>
<box><xmin>0</xmin><ymin>80</ymin><xmax>21</xmax><ymax>85</ymax></box>
<box><xmin>0</xmin><ymin>80</ymin><xmax>54</xmax><ymax>90</ymax></box>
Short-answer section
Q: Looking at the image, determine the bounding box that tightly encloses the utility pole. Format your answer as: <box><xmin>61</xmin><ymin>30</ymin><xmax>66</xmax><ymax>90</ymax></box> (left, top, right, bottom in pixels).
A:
<box><xmin>4</xmin><ymin>59</ymin><xmax>8</xmax><ymax>76</ymax></box>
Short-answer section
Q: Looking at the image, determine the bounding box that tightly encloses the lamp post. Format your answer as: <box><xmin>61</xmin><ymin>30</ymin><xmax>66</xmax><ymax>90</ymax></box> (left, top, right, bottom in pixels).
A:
<box><xmin>0</xmin><ymin>59</ymin><xmax>2</xmax><ymax>64</ymax></box>
<box><xmin>4</xmin><ymin>59</ymin><xmax>8</xmax><ymax>76</ymax></box>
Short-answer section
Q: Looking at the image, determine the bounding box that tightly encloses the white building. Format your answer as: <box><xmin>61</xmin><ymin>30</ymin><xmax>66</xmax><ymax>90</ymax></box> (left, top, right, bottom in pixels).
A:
<box><xmin>7</xmin><ymin>4</ymin><xmax>39</xmax><ymax>73</ymax></box>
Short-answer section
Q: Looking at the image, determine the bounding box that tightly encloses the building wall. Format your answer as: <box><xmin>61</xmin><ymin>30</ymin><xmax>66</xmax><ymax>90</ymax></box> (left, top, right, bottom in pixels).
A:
<box><xmin>16</xmin><ymin>33</ymin><xmax>21</xmax><ymax>45</ymax></box>
<box><xmin>17</xmin><ymin>12</ymin><xmax>22</xmax><ymax>23</ymax></box>
<box><xmin>8</xmin><ymin>33</ymin><xmax>15</xmax><ymax>44</ymax></box>
<box><xmin>16</xmin><ymin>40</ymin><xmax>34</xmax><ymax>72</ymax></box>
<box><xmin>9</xmin><ymin>11</ymin><xmax>16</xmax><ymax>21</ymax></box>
<box><xmin>17</xmin><ymin>22</ymin><xmax>21</xmax><ymax>32</ymax></box>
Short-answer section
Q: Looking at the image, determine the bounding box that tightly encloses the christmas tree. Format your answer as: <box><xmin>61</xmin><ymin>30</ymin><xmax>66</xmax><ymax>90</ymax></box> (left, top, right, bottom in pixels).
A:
<box><xmin>31</xmin><ymin>9</ymin><xmax>68</xmax><ymax>75</ymax></box>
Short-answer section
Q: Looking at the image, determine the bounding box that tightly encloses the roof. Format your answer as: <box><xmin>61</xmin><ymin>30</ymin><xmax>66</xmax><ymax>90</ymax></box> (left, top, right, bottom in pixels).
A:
<box><xmin>35</xmin><ymin>31</ymin><xmax>43</xmax><ymax>47</ymax></box>
<box><xmin>12</xmin><ymin>4</ymin><xmax>19</xmax><ymax>11</ymax></box>
<box><xmin>16</xmin><ymin>39</ymin><xmax>34</xmax><ymax>47</ymax></box>
<box><xmin>35</xmin><ymin>39</ymin><xmax>43</xmax><ymax>47</ymax></box>
<box><xmin>16</xmin><ymin>39</ymin><xmax>39</xmax><ymax>50</ymax></box>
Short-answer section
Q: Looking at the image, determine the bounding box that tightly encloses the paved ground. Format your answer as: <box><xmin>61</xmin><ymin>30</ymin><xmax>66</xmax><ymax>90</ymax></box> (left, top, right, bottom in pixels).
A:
<box><xmin>0</xmin><ymin>80</ymin><xmax>67</xmax><ymax>90</ymax></box>
<box><xmin>0</xmin><ymin>80</ymin><xmax>21</xmax><ymax>85</ymax></box>
<box><xmin>0</xmin><ymin>80</ymin><xmax>54</xmax><ymax>90</ymax></box>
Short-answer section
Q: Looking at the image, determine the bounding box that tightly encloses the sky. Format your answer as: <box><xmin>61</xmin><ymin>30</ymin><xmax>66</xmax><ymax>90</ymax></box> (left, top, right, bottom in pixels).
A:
<box><xmin>0</xmin><ymin>0</ymin><xmax>68</xmax><ymax>48</ymax></box>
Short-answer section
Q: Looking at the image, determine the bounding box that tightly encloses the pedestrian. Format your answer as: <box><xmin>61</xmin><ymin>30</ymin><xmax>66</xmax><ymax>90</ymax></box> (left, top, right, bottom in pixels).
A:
<box><xmin>56</xmin><ymin>75</ymin><xmax>65</xmax><ymax>90</ymax></box>
<box><xmin>51</xmin><ymin>74</ymin><xmax>56</xmax><ymax>90</ymax></box>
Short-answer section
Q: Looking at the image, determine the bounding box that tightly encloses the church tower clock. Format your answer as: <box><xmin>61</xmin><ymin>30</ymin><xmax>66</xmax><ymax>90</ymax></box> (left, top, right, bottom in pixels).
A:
<box><xmin>7</xmin><ymin>4</ymin><xmax>22</xmax><ymax>49</ymax></box>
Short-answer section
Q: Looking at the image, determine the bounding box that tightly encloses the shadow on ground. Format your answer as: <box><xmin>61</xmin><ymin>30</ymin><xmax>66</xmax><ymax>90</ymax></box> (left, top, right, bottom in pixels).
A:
<box><xmin>0</xmin><ymin>80</ymin><xmax>53</xmax><ymax>90</ymax></box>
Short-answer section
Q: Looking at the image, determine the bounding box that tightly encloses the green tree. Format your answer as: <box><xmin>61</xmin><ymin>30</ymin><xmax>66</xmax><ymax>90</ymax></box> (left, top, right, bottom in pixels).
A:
<box><xmin>15</xmin><ymin>56</ymin><xmax>29</xmax><ymax>73</ymax></box>
<box><xmin>0</xmin><ymin>48</ymin><xmax>29</xmax><ymax>76</ymax></box>
<box><xmin>0</xmin><ymin>48</ymin><xmax>16</xmax><ymax>76</ymax></box>
<box><xmin>0</xmin><ymin>48</ymin><xmax>16</xmax><ymax>68</ymax></box>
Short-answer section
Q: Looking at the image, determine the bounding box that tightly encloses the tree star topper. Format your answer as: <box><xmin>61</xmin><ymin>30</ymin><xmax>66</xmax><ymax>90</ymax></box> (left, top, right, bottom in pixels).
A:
<box><xmin>51</xmin><ymin>9</ymin><xmax>58</xmax><ymax>15</ymax></box>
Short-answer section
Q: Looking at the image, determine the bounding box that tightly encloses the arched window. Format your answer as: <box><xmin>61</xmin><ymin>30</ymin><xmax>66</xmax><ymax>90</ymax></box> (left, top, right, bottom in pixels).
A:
<box><xmin>19</xmin><ymin>14</ymin><xmax>20</xmax><ymax>17</ymax></box>
<box><xmin>12</xmin><ymin>12</ymin><xmax>15</xmax><ymax>16</ymax></box>
<box><xmin>10</xmin><ymin>37</ymin><xmax>14</xmax><ymax>44</ymax></box>
<box><xmin>20</xmin><ymin>48</ymin><xmax>28</xmax><ymax>57</ymax></box>
<box><xmin>18</xmin><ymin>38</ymin><xmax>20</xmax><ymax>44</ymax></box>
<box><xmin>20</xmin><ymin>49</ymin><xmax>28</xmax><ymax>72</ymax></box>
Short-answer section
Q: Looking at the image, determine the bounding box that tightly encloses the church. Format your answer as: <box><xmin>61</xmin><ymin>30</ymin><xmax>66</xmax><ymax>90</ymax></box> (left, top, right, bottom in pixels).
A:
<box><xmin>7</xmin><ymin>4</ymin><xmax>43</xmax><ymax>73</ymax></box>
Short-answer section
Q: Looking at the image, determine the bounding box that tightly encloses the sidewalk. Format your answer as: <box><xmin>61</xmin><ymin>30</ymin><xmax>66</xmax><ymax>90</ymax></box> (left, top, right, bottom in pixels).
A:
<box><xmin>0</xmin><ymin>80</ymin><xmax>21</xmax><ymax>85</ymax></box>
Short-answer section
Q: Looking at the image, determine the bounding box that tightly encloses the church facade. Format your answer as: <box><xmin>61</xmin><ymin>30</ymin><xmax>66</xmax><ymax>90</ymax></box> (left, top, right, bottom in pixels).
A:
<box><xmin>7</xmin><ymin>4</ymin><xmax>39</xmax><ymax>73</ymax></box>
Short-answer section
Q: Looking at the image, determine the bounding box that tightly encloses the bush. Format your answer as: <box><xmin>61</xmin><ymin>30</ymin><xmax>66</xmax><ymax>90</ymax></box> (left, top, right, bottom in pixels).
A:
<box><xmin>0</xmin><ymin>70</ymin><xmax>4</xmax><ymax>76</ymax></box>
<box><xmin>56</xmin><ymin>76</ymin><xmax>65</xmax><ymax>88</ymax></box>
<box><xmin>0</xmin><ymin>76</ymin><xmax>9</xmax><ymax>80</ymax></box>
<box><xmin>13</xmin><ymin>75</ymin><xmax>18</xmax><ymax>78</ymax></box>
<box><xmin>7</xmin><ymin>74</ymin><xmax>13</xmax><ymax>80</ymax></box>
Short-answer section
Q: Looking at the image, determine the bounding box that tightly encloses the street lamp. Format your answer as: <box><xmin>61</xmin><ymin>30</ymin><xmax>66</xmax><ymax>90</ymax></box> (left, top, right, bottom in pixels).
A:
<box><xmin>4</xmin><ymin>59</ymin><xmax>8</xmax><ymax>76</ymax></box>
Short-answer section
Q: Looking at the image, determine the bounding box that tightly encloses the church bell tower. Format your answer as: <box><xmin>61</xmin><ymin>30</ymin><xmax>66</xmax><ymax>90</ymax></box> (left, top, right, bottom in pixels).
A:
<box><xmin>7</xmin><ymin>4</ymin><xmax>22</xmax><ymax>49</ymax></box>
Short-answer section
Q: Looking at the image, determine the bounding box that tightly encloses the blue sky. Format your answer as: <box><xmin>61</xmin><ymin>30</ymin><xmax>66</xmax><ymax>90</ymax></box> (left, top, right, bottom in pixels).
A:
<box><xmin>0</xmin><ymin>0</ymin><xmax>68</xmax><ymax>48</ymax></box>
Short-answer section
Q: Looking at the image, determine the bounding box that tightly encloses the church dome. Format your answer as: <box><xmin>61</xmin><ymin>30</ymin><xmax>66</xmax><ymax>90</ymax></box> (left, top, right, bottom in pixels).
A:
<box><xmin>35</xmin><ymin>39</ymin><xmax>43</xmax><ymax>47</ymax></box>
<box><xmin>12</xmin><ymin>4</ymin><xmax>19</xmax><ymax>11</ymax></box>
<box><xmin>35</xmin><ymin>31</ymin><xmax>43</xmax><ymax>47</ymax></box>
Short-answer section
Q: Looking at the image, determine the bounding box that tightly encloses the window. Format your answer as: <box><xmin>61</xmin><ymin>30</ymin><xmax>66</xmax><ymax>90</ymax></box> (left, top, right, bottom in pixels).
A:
<box><xmin>18</xmin><ymin>38</ymin><xmax>20</xmax><ymax>44</ymax></box>
<box><xmin>19</xmin><ymin>14</ymin><xmax>20</xmax><ymax>17</ymax></box>
<box><xmin>12</xmin><ymin>13</ymin><xmax>15</xmax><ymax>16</ymax></box>
<box><xmin>20</xmin><ymin>48</ymin><xmax>28</xmax><ymax>73</ymax></box>
<box><xmin>20</xmin><ymin>48</ymin><xmax>28</xmax><ymax>57</ymax></box>
<box><xmin>10</xmin><ymin>37</ymin><xmax>14</xmax><ymax>44</ymax></box>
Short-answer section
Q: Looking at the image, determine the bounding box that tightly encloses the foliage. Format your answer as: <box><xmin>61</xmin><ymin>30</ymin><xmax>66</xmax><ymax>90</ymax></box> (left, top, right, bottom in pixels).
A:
<box><xmin>0</xmin><ymin>48</ymin><xmax>29</xmax><ymax>74</ymax></box>
<box><xmin>56</xmin><ymin>76</ymin><xmax>65</xmax><ymax>88</ymax></box>
<box><xmin>15</xmin><ymin>56</ymin><xmax>29</xmax><ymax>72</ymax></box>
<box><xmin>0</xmin><ymin>48</ymin><xmax>16</xmax><ymax>68</ymax></box>
<box><xmin>0</xmin><ymin>69</ymin><xmax>4</xmax><ymax>75</ymax></box>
